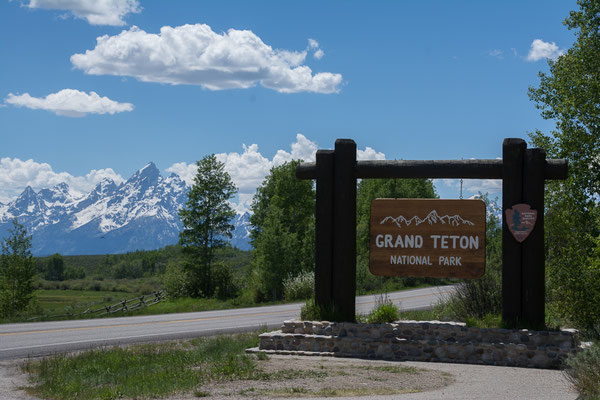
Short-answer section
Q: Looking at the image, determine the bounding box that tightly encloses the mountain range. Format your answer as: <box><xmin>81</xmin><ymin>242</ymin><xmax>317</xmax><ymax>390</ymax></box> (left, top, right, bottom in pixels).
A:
<box><xmin>380</xmin><ymin>210</ymin><xmax>475</xmax><ymax>228</ymax></box>
<box><xmin>0</xmin><ymin>162</ymin><xmax>251</xmax><ymax>256</ymax></box>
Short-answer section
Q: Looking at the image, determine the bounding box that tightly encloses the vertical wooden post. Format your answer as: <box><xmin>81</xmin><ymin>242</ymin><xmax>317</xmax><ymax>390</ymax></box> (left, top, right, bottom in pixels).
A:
<box><xmin>522</xmin><ymin>148</ymin><xmax>546</xmax><ymax>328</ymax></box>
<box><xmin>502</xmin><ymin>138</ymin><xmax>526</xmax><ymax>326</ymax></box>
<box><xmin>332</xmin><ymin>139</ymin><xmax>357</xmax><ymax>322</ymax></box>
<box><xmin>315</xmin><ymin>150</ymin><xmax>334</xmax><ymax>308</ymax></box>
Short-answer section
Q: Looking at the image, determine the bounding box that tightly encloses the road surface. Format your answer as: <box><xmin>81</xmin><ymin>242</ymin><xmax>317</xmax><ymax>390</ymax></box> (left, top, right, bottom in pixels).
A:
<box><xmin>0</xmin><ymin>285</ymin><xmax>454</xmax><ymax>360</ymax></box>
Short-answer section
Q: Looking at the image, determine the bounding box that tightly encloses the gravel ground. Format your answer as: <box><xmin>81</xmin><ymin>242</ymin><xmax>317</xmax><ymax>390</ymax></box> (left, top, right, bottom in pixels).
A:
<box><xmin>0</xmin><ymin>360</ymin><xmax>37</xmax><ymax>400</ymax></box>
<box><xmin>1</xmin><ymin>355</ymin><xmax>577</xmax><ymax>400</ymax></box>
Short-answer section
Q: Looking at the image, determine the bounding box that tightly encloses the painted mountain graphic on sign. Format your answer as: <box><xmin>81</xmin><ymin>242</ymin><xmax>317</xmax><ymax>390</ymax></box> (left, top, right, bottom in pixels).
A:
<box><xmin>380</xmin><ymin>210</ymin><xmax>475</xmax><ymax>228</ymax></box>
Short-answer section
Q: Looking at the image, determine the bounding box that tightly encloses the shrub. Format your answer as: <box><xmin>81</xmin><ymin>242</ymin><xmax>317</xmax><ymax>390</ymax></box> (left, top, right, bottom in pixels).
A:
<box><xmin>564</xmin><ymin>342</ymin><xmax>600</xmax><ymax>399</ymax></box>
<box><xmin>138</xmin><ymin>283</ymin><xmax>155</xmax><ymax>296</ymax></box>
<box><xmin>446</xmin><ymin>272</ymin><xmax>501</xmax><ymax>321</ymax></box>
<box><xmin>283</xmin><ymin>270</ymin><xmax>314</xmax><ymax>301</ymax></box>
<box><xmin>212</xmin><ymin>262</ymin><xmax>240</xmax><ymax>300</ymax></box>
<box><xmin>366</xmin><ymin>293</ymin><xmax>399</xmax><ymax>324</ymax></box>
<box><xmin>163</xmin><ymin>261</ymin><xmax>188</xmax><ymax>299</ymax></box>
<box><xmin>63</xmin><ymin>266</ymin><xmax>85</xmax><ymax>280</ymax></box>
<box><xmin>300</xmin><ymin>297</ymin><xmax>345</xmax><ymax>322</ymax></box>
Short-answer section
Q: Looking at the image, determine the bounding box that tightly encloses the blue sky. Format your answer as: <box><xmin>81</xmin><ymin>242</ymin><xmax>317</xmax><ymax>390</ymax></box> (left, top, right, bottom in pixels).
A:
<box><xmin>0</xmin><ymin>0</ymin><xmax>577</xmax><ymax>211</ymax></box>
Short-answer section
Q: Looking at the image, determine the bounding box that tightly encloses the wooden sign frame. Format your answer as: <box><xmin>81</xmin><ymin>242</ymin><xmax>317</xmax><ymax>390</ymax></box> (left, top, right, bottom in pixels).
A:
<box><xmin>296</xmin><ymin>138</ymin><xmax>568</xmax><ymax>326</ymax></box>
<box><xmin>369</xmin><ymin>199</ymin><xmax>486</xmax><ymax>279</ymax></box>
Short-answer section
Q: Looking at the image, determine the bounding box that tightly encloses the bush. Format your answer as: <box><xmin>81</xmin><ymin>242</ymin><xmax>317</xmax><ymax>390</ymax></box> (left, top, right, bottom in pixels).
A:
<box><xmin>283</xmin><ymin>271</ymin><xmax>314</xmax><ymax>301</ymax></box>
<box><xmin>212</xmin><ymin>262</ymin><xmax>240</xmax><ymax>300</ymax></box>
<box><xmin>300</xmin><ymin>297</ymin><xmax>345</xmax><ymax>322</ymax></box>
<box><xmin>565</xmin><ymin>342</ymin><xmax>600</xmax><ymax>399</ymax></box>
<box><xmin>366</xmin><ymin>293</ymin><xmax>399</xmax><ymax>324</ymax></box>
<box><xmin>63</xmin><ymin>266</ymin><xmax>85</xmax><ymax>280</ymax></box>
<box><xmin>163</xmin><ymin>261</ymin><xmax>188</xmax><ymax>299</ymax></box>
<box><xmin>446</xmin><ymin>272</ymin><xmax>501</xmax><ymax>321</ymax></box>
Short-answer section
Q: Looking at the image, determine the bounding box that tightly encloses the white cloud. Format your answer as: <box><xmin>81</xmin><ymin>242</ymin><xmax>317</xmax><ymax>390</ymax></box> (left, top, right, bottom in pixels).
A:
<box><xmin>167</xmin><ymin>134</ymin><xmax>386</xmax><ymax>213</ymax></box>
<box><xmin>527</xmin><ymin>39</ymin><xmax>564</xmax><ymax>62</ymax></box>
<box><xmin>487</xmin><ymin>49</ymin><xmax>503</xmax><ymax>59</ymax></box>
<box><xmin>357</xmin><ymin>147</ymin><xmax>385</xmax><ymax>160</ymax></box>
<box><xmin>438</xmin><ymin>178</ymin><xmax>502</xmax><ymax>197</ymax></box>
<box><xmin>308</xmin><ymin>38</ymin><xmax>324</xmax><ymax>59</ymax></box>
<box><xmin>272</xmin><ymin>134</ymin><xmax>319</xmax><ymax>166</ymax></box>
<box><xmin>0</xmin><ymin>157</ymin><xmax>124</xmax><ymax>203</ymax></box>
<box><xmin>216</xmin><ymin>144</ymin><xmax>273</xmax><ymax>193</ymax></box>
<box><xmin>4</xmin><ymin>89</ymin><xmax>134</xmax><ymax>117</ymax></box>
<box><xmin>25</xmin><ymin>0</ymin><xmax>140</xmax><ymax>26</ymax></box>
<box><xmin>71</xmin><ymin>24</ymin><xmax>342</xmax><ymax>94</ymax></box>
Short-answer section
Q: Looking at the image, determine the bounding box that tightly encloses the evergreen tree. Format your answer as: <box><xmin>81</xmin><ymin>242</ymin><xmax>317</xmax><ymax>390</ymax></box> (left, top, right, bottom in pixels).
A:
<box><xmin>249</xmin><ymin>160</ymin><xmax>315</xmax><ymax>300</ymax></box>
<box><xmin>178</xmin><ymin>155</ymin><xmax>236</xmax><ymax>298</ymax></box>
<box><xmin>45</xmin><ymin>253</ymin><xmax>64</xmax><ymax>281</ymax></box>
<box><xmin>0</xmin><ymin>218</ymin><xmax>36</xmax><ymax>318</ymax></box>
<box><xmin>529</xmin><ymin>0</ymin><xmax>600</xmax><ymax>335</ymax></box>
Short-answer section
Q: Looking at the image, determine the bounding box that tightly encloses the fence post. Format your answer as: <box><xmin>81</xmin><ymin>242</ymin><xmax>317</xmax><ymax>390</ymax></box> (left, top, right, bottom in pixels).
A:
<box><xmin>332</xmin><ymin>139</ymin><xmax>357</xmax><ymax>322</ymax></box>
<box><xmin>315</xmin><ymin>150</ymin><xmax>335</xmax><ymax>309</ymax></box>
<box><xmin>502</xmin><ymin>138</ymin><xmax>526</xmax><ymax>326</ymax></box>
<box><xmin>522</xmin><ymin>148</ymin><xmax>546</xmax><ymax>328</ymax></box>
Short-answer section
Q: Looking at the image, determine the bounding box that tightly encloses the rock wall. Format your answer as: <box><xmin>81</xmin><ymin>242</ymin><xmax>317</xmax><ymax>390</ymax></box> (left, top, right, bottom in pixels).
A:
<box><xmin>257</xmin><ymin>320</ymin><xmax>580</xmax><ymax>369</ymax></box>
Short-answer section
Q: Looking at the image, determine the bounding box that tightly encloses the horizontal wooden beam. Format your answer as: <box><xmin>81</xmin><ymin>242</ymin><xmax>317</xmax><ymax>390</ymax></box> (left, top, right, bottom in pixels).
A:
<box><xmin>296</xmin><ymin>158</ymin><xmax>567</xmax><ymax>181</ymax></box>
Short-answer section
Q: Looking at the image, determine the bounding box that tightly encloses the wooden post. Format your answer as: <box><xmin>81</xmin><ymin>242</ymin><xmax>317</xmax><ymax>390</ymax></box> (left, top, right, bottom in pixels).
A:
<box><xmin>502</xmin><ymin>138</ymin><xmax>526</xmax><ymax>326</ymax></box>
<box><xmin>315</xmin><ymin>150</ymin><xmax>334</xmax><ymax>309</ymax></box>
<box><xmin>522</xmin><ymin>148</ymin><xmax>546</xmax><ymax>328</ymax></box>
<box><xmin>332</xmin><ymin>139</ymin><xmax>357</xmax><ymax>322</ymax></box>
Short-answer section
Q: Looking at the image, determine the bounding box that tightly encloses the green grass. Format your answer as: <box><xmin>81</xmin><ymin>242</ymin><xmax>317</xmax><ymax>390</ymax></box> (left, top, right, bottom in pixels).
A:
<box><xmin>22</xmin><ymin>331</ymin><xmax>338</xmax><ymax>399</ymax></box>
<box><xmin>23</xmin><ymin>333</ymin><xmax>261</xmax><ymax>400</ymax></box>
<box><xmin>34</xmin><ymin>289</ymin><xmax>134</xmax><ymax>316</ymax></box>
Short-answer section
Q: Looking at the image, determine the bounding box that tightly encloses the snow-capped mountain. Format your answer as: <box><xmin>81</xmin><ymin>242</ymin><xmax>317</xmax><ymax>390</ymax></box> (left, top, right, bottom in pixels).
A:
<box><xmin>0</xmin><ymin>162</ymin><xmax>252</xmax><ymax>255</ymax></box>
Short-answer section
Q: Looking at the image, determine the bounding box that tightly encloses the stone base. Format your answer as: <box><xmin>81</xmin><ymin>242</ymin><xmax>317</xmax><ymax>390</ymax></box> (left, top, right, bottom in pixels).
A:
<box><xmin>257</xmin><ymin>320</ymin><xmax>581</xmax><ymax>369</ymax></box>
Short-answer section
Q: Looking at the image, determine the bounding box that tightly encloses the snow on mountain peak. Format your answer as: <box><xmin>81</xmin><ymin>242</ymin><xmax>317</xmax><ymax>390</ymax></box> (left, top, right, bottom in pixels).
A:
<box><xmin>0</xmin><ymin>162</ymin><xmax>252</xmax><ymax>255</ymax></box>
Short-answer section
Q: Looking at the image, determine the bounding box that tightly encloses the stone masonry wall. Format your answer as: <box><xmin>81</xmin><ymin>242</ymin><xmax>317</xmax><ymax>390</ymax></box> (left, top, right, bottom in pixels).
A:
<box><xmin>257</xmin><ymin>320</ymin><xmax>580</xmax><ymax>369</ymax></box>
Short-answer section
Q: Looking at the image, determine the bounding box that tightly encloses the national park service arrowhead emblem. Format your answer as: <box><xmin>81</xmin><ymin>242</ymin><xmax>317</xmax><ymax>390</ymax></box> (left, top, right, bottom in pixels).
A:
<box><xmin>505</xmin><ymin>204</ymin><xmax>537</xmax><ymax>243</ymax></box>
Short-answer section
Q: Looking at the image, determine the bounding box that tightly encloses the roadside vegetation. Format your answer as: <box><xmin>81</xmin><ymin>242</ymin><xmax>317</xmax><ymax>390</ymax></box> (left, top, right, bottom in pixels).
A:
<box><xmin>22</xmin><ymin>331</ymin><xmax>450</xmax><ymax>399</ymax></box>
<box><xmin>23</xmin><ymin>332</ymin><xmax>261</xmax><ymax>399</ymax></box>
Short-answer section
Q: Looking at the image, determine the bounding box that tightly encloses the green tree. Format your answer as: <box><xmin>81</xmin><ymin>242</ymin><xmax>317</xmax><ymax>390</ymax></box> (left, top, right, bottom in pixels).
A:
<box><xmin>178</xmin><ymin>154</ymin><xmax>237</xmax><ymax>298</ymax></box>
<box><xmin>249</xmin><ymin>160</ymin><xmax>315</xmax><ymax>301</ymax></box>
<box><xmin>355</xmin><ymin>178</ymin><xmax>437</xmax><ymax>293</ymax></box>
<box><xmin>0</xmin><ymin>218</ymin><xmax>36</xmax><ymax>318</ymax></box>
<box><xmin>44</xmin><ymin>253</ymin><xmax>64</xmax><ymax>281</ymax></box>
<box><xmin>528</xmin><ymin>0</ymin><xmax>600</xmax><ymax>334</ymax></box>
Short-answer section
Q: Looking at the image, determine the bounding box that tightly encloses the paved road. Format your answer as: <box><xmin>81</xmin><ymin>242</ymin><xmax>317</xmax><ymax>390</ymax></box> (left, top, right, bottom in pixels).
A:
<box><xmin>0</xmin><ymin>285</ymin><xmax>454</xmax><ymax>360</ymax></box>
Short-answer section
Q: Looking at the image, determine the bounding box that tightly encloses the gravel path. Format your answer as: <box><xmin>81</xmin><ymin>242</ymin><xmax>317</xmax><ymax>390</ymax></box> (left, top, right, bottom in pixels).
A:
<box><xmin>299</xmin><ymin>359</ymin><xmax>577</xmax><ymax>400</ymax></box>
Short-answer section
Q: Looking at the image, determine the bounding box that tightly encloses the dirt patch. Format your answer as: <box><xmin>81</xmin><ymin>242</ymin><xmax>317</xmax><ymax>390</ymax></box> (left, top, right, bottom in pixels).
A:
<box><xmin>170</xmin><ymin>355</ymin><xmax>453</xmax><ymax>399</ymax></box>
<box><xmin>0</xmin><ymin>359</ymin><xmax>38</xmax><ymax>400</ymax></box>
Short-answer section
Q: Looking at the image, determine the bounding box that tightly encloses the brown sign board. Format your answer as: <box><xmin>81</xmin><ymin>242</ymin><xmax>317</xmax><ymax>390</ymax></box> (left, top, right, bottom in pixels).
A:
<box><xmin>369</xmin><ymin>199</ymin><xmax>486</xmax><ymax>279</ymax></box>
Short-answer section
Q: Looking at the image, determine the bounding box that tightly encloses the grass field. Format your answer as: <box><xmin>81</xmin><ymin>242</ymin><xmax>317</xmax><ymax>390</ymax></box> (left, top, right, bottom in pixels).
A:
<box><xmin>23</xmin><ymin>332</ymin><xmax>262</xmax><ymax>399</ymax></box>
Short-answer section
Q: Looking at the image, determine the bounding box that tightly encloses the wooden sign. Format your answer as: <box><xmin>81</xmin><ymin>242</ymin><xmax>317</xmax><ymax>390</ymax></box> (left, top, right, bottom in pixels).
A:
<box><xmin>505</xmin><ymin>204</ymin><xmax>537</xmax><ymax>243</ymax></box>
<box><xmin>369</xmin><ymin>199</ymin><xmax>486</xmax><ymax>278</ymax></box>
